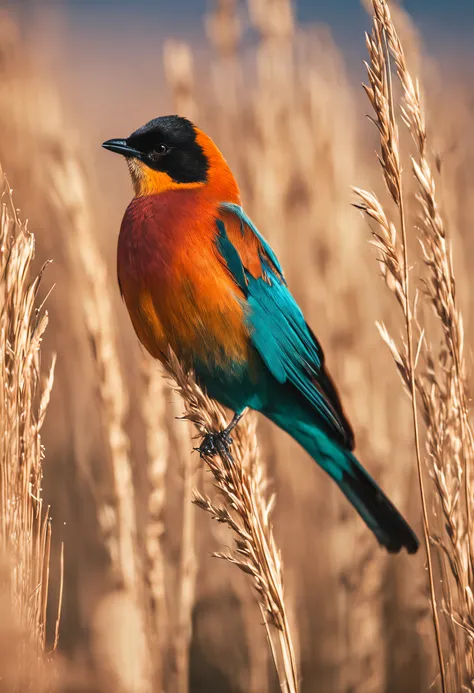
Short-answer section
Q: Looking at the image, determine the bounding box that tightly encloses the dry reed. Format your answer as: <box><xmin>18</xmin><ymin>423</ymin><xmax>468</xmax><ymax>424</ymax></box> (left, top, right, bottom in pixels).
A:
<box><xmin>163</xmin><ymin>351</ymin><xmax>299</xmax><ymax>693</ymax></box>
<box><xmin>383</xmin><ymin>7</ymin><xmax>474</xmax><ymax>687</ymax></box>
<box><xmin>355</xmin><ymin>1</ymin><xmax>445</xmax><ymax>685</ymax></box>
<box><xmin>356</xmin><ymin>0</ymin><xmax>474</xmax><ymax>690</ymax></box>
<box><xmin>0</xmin><ymin>173</ymin><xmax>57</xmax><ymax>686</ymax></box>
<box><xmin>141</xmin><ymin>358</ymin><xmax>169</xmax><ymax>686</ymax></box>
<box><xmin>91</xmin><ymin>589</ymin><xmax>152</xmax><ymax>693</ymax></box>
<box><xmin>173</xmin><ymin>387</ymin><xmax>198</xmax><ymax>693</ymax></box>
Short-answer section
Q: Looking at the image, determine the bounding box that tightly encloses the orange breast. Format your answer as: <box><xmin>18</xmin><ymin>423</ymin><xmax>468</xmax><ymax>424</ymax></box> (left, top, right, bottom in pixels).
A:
<box><xmin>117</xmin><ymin>190</ymin><xmax>250</xmax><ymax>371</ymax></box>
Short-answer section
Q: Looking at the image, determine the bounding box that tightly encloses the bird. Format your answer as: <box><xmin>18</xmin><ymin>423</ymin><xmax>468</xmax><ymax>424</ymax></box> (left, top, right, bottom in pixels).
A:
<box><xmin>103</xmin><ymin>114</ymin><xmax>419</xmax><ymax>555</ymax></box>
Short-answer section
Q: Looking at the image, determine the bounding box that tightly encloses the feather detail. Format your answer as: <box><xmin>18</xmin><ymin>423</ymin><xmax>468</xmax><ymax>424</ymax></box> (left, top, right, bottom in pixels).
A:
<box><xmin>214</xmin><ymin>203</ymin><xmax>355</xmax><ymax>449</ymax></box>
<box><xmin>117</xmin><ymin>192</ymin><xmax>250</xmax><ymax>374</ymax></box>
<box><xmin>219</xmin><ymin>203</ymin><xmax>285</xmax><ymax>283</ymax></box>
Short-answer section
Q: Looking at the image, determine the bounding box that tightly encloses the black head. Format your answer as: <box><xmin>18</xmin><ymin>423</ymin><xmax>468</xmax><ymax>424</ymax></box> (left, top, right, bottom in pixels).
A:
<box><xmin>102</xmin><ymin>115</ymin><xmax>209</xmax><ymax>185</ymax></box>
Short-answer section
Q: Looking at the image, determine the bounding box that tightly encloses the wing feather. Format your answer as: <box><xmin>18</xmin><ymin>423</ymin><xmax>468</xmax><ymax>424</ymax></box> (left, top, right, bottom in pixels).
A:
<box><xmin>216</xmin><ymin>203</ymin><xmax>355</xmax><ymax>449</ymax></box>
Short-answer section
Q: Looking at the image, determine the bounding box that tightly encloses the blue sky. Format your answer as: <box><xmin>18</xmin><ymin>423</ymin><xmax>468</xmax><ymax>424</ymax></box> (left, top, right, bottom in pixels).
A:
<box><xmin>12</xmin><ymin>0</ymin><xmax>472</xmax><ymax>65</ymax></box>
<box><xmin>49</xmin><ymin>0</ymin><xmax>473</xmax><ymax>56</ymax></box>
<box><xmin>56</xmin><ymin>0</ymin><xmax>474</xmax><ymax>62</ymax></box>
<box><xmin>63</xmin><ymin>1</ymin><xmax>472</xmax><ymax>28</ymax></box>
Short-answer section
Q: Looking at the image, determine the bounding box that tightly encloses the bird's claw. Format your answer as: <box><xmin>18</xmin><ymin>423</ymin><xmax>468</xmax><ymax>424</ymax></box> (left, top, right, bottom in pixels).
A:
<box><xmin>197</xmin><ymin>429</ymin><xmax>233</xmax><ymax>458</ymax></box>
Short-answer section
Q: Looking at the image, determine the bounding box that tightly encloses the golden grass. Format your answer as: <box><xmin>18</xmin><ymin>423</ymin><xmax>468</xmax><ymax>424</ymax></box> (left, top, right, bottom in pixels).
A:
<box><xmin>164</xmin><ymin>351</ymin><xmax>299</xmax><ymax>693</ymax></box>
<box><xmin>354</xmin><ymin>4</ymin><xmax>445</xmax><ymax>687</ymax></box>
<box><xmin>141</xmin><ymin>358</ymin><xmax>169</xmax><ymax>683</ymax></box>
<box><xmin>0</xmin><ymin>174</ymin><xmax>58</xmax><ymax>688</ymax></box>
<box><xmin>173</xmin><ymin>386</ymin><xmax>198</xmax><ymax>693</ymax></box>
<box><xmin>1</xmin><ymin>0</ymin><xmax>474</xmax><ymax>691</ymax></box>
<box><xmin>356</xmin><ymin>0</ymin><xmax>474</xmax><ymax>689</ymax></box>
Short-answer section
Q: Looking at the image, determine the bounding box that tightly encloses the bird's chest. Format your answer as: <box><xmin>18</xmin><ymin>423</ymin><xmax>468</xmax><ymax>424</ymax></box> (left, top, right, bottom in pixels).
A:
<box><xmin>117</xmin><ymin>206</ymin><xmax>190</xmax><ymax>358</ymax></box>
<box><xmin>117</xmin><ymin>195</ymin><xmax>249</xmax><ymax>369</ymax></box>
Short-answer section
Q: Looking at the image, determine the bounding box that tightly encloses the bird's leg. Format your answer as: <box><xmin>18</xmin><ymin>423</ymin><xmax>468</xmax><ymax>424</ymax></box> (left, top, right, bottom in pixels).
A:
<box><xmin>224</xmin><ymin>408</ymin><xmax>247</xmax><ymax>437</ymax></box>
<box><xmin>198</xmin><ymin>408</ymin><xmax>248</xmax><ymax>458</ymax></box>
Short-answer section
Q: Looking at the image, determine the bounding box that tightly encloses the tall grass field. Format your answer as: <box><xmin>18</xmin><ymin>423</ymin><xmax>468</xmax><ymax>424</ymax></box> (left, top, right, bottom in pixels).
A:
<box><xmin>1</xmin><ymin>1</ymin><xmax>473</xmax><ymax>691</ymax></box>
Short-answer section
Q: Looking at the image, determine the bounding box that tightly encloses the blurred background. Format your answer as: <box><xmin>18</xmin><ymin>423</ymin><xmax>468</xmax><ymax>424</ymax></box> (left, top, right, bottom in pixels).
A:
<box><xmin>0</xmin><ymin>0</ymin><xmax>473</xmax><ymax>691</ymax></box>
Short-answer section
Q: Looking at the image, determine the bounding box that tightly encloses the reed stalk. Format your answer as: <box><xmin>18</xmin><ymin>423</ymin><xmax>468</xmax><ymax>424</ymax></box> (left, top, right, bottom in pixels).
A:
<box><xmin>0</xmin><ymin>173</ymin><xmax>57</xmax><ymax>686</ymax></box>
<box><xmin>163</xmin><ymin>351</ymin><xmax>299</xmax><ymax>693</ymax></box>
<box><xmin>141</xmin><ymin>358</ymin><xmax>169</xmax><ymax>687</ymax></box>
<box><xmin>355</xmin><ymin>0</ymin><xmax>474</xmax><ymax>688</ymax></box>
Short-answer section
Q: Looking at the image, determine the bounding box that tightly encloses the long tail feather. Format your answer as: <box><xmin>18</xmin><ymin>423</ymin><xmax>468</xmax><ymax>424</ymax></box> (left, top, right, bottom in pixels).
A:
<box><xmin>335</xmin><ymin>450</ymin><xmax>419</xmax><ymax>553</ymax></box>
<box><xmin>268</xmin><ymin>405</ymin><xmax>419</xmax><ymax>554</ymax></box>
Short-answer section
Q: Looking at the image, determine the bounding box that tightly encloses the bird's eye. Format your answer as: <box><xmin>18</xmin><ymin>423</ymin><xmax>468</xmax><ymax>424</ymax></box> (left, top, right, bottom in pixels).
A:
<box><xmin>148</xmin><ymin>144</ymin><xmax>172</xmax><ymax>162</ymax></box>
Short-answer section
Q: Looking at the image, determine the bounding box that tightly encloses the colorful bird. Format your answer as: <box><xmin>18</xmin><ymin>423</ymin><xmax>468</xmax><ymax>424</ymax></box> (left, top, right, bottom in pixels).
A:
<box><xmin>103</xmin><ymin>115</ymin><xmax>419</xmax><ymax>554</ymax></box>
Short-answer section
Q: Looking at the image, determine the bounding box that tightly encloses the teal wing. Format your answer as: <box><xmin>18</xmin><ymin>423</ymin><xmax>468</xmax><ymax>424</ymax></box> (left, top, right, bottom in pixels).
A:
<box><xmin>217</xmin><ymin>203</ymin><xmax>355</xmax><ymax>450</ymax></box>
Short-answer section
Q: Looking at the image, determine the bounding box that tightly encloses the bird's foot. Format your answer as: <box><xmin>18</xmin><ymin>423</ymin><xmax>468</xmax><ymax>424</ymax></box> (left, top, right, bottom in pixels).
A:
<box><xmin>197</xmin><ymin>429</ymin><xmax>233</xmax><ymax>458</ymax></box>
<box><xmin>196</xmin><ymin>410</ymin><xmax>248</xmax><ymax>458</ymax></box>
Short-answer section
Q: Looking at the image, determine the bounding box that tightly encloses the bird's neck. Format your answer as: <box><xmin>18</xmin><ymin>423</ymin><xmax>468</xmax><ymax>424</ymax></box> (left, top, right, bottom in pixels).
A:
<box><xmin>127</xmin><ymin>159</ymin><xmax>203</xmax><ymax>197</ymax></box>
<box><xmin>195</xmin><ymin>127</ymin><xmax>241</xmax><ymax>204</ymax></box>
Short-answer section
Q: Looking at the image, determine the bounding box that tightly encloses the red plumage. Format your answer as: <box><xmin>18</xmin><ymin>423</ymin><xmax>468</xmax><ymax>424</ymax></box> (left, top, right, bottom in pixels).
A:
<box><xmin>117</xmin><ymin>187</ymin><xmax>252</xmax><ymax>370</ymax></box>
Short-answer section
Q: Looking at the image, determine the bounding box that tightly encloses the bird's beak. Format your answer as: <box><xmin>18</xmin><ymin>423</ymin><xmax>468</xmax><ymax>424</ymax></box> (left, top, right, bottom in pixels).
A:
<box><xmin>102</xmin><ymin>138</ymin><xmax>142</xmax><ymax>158</ymax></box>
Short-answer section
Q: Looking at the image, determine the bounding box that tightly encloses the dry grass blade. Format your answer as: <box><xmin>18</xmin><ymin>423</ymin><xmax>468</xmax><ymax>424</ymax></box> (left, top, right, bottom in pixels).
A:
<box><xmin>375</xmin><ymin>1</ymin><xmax>474</xmax><ymax>686</ymax></box>
<box><xmin>141</xmin><ymin>358</ymin><xmax>169</xmax><ymax>686</ymax></box>
<box><xmin>163</xmin><ymin>350</ymin><xmax>299</xmax><ymax>693</ymax></box>
<box><xmin>0</xmin><ymin>173</ymin><xmax>57</xmax><ymax>684</ymax></box>
<box><xmin>171</xmin><ymin>389</ymin><xmax>197</xmax><ymax>693</ymax></box>
<box><xmin>355</xmin><ymin>1</ymin><xmax>446</xmax><ymax>690</ymax></box>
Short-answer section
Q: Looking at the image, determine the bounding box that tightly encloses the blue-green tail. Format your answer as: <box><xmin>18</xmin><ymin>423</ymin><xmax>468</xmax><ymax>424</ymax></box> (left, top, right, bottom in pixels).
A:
<box><xmin>267</xmin><ymin>407</ymin><xmax>419</xmax><ymax>554</ymax></box>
